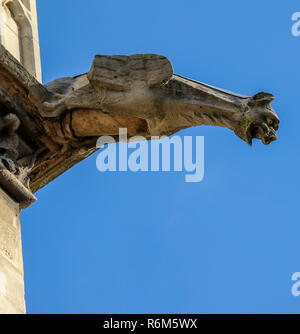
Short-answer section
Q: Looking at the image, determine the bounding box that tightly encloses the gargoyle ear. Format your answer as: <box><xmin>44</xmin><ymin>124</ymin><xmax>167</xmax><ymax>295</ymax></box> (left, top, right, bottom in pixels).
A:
<box><xmin>250</xmin><ymin>92</ymin><xmax>275</xmax><ymax>106</ymax></box>
<box><xmin>88</xmin><ymin>54</ymin><xmax>173</xmax><ymax>91</ymax></box>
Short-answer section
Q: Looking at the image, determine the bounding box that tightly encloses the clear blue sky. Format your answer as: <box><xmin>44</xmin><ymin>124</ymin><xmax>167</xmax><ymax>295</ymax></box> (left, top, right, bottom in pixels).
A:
<box><xmin>21</xmin><ymin>0</ymin><xmax>300</xmax><ymax>313</ymax></box>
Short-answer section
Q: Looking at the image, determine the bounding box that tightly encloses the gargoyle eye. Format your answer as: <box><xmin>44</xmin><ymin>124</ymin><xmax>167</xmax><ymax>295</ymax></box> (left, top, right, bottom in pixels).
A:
<box><xmin>267</xmin><ymin>119</ymin><xmax>274</xmax><ymax>127</ymax></box>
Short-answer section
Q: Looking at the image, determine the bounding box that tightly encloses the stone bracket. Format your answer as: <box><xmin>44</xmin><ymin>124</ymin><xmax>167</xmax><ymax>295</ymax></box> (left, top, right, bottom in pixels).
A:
<box><xmin>0</xmin><ymin>169</ymin><xmax>36</xmax><ymax>209</ymax></box>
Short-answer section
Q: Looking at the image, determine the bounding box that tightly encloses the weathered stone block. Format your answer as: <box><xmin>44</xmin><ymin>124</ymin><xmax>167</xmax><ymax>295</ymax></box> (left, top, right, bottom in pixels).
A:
<box><xmin>0</xmin><ymin>187</ymin><xmax>25</xmax><ymax>314</ymax></box>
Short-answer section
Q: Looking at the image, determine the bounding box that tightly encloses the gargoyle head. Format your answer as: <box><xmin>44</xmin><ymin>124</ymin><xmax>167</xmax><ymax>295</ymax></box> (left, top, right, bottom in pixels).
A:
<box><xmin>235</xmin><ymin>92</ymin><xmax>279</xmax><ymax>146</ymax></box>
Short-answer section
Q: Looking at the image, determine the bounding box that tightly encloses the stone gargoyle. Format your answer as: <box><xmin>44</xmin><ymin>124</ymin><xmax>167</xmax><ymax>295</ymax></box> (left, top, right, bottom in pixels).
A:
<box><xmin>0</xmin><ymin>51</ymin><xmax>280</xmax><ymax>198</ymax></box>
<box><xmin>30</xmin><ymin>54</ymin><xmax>279</xmax><ymax>146</ymax></box>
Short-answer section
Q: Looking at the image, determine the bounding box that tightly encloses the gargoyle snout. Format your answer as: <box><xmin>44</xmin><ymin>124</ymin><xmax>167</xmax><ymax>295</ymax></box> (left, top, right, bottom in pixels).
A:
<box><xmin>262</xmin><ymin>132</ymin><xmax>277</xmax><ymax>145</ymax></box>
<box><xmin>256</xmin><ymin>122</ymin><xmax>277</xmax><ymax>145</ymax></box>
<box><xmin>261</xmin><ymin>123</ymin><xmax>277</xmax><ymax>145</ymax></box>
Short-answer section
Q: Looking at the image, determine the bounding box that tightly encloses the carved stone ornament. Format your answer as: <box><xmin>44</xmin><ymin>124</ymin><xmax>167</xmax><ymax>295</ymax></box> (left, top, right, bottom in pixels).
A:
<box><xmin>0</xmin><ymin>46</ymin><xmax>279</xmax><ymax>208</ymax></box>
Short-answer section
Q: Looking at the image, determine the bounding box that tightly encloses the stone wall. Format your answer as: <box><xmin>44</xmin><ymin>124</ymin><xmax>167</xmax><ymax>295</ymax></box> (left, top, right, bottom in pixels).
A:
<box><xmin>0</xmin><ymin>187</ymin><xmax>25</xmax><ymax>314</ymax></box>
<box><xmin>0</xmin><ymin>0</ymin><xmax>42</xmax><ymax>82</ymax></box>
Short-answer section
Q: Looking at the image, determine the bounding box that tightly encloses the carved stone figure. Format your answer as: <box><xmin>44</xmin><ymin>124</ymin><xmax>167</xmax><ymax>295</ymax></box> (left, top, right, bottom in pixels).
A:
<box><xmin>31</xmin><ymin>54</ymin><xmax>279</xmax><ymax>146</ymax></box>
<box><xmin>0</xmin><ymin>48</ymin><xmax>280</xmax><ymax>200</ymax></box>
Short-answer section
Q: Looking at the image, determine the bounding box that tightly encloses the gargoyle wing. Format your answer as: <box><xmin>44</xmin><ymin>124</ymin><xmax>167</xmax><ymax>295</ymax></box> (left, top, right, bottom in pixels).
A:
<box><xmin>88</xmin><ymin>54</ymin><xmax>174</xmax><ymax>91</ymax></box>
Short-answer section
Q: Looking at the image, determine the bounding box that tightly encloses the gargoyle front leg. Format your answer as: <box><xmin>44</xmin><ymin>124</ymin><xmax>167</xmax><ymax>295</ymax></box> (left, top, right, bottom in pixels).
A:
<box><xmin>29</xmin><ymin>83</ymin><xmax>68</xmax><ymax>117</ymax></box>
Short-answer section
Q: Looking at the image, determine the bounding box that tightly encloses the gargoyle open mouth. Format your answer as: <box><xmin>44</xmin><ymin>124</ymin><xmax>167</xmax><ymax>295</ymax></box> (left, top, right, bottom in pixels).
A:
<box><xmin>248</xmin><ymin>119</ymin><xmax>278</xmax><ymax>145</ymax></box>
